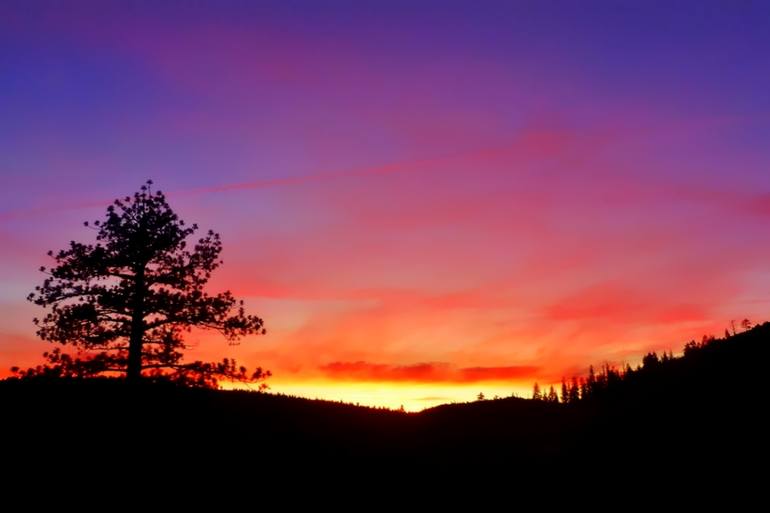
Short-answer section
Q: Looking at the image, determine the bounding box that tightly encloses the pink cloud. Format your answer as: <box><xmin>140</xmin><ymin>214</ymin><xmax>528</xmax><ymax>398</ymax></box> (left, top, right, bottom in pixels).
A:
<box><xmin>319</xmin><ymin>361</ymin><xmax>539</xmax><ymax>383</ymax></box>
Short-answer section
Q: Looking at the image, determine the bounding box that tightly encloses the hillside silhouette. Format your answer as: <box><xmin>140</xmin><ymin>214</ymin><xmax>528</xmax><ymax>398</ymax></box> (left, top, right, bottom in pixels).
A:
<box><xmin>4</xmin><ymin>322</ymin><xmax>769</xmax><ymax>480</ymax></box>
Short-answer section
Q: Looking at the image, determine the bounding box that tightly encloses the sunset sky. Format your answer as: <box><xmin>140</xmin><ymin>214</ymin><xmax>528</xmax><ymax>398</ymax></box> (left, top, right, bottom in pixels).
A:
<box><xmin>2</xmin><ymin>1</ymin><xmax>770</xmax><ymax>410</ymax></box>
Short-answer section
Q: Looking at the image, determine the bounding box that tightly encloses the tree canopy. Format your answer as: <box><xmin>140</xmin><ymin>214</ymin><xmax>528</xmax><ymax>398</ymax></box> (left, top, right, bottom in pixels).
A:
<box><xmin>17</xmin><ymin>180</ymin><xmax>269</xmax><ymax>388</ymax></box>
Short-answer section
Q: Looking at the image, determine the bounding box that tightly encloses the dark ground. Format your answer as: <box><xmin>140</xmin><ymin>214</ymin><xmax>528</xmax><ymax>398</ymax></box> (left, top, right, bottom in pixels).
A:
<box><xmin>3</xmin><ymin>324</ymin><xmax>769</xmax><ymax>485</ymax></box>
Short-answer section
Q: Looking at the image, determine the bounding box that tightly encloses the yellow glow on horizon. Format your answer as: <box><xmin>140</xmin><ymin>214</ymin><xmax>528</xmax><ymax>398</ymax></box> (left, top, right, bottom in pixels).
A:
<box><xmin>223</xmin><ymin>379</ymin><xmax>535</xmax><ymax>411</ymax></box>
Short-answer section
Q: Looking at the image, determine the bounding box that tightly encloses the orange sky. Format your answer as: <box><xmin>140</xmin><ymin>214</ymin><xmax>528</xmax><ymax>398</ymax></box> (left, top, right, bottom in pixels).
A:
<box><xmin>3</xmin><ymin>129</ymin><xmax>769</xmax><ymax>410</ymax></box>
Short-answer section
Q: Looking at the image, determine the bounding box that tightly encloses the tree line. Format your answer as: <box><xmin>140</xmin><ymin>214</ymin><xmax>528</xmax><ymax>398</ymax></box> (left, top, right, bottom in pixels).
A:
<box><xmin>527</xmin><ymin>318</ymin><xmax>758</xmax><ymax>404</ymax></box>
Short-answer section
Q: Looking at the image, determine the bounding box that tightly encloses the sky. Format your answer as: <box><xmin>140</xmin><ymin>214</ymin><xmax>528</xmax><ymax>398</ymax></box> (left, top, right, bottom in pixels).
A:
<box><xmin>2</xmin><ymin>1</ymin><xmax>770</xmax><ymax>410</ymax></box>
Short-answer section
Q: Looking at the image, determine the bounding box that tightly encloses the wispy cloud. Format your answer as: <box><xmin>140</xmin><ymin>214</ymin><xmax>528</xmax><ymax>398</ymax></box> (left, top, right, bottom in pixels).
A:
<box><xmin>319</xmin><ymin>361</ymin><xmax>539</xmax><ymax>383</ymax></box>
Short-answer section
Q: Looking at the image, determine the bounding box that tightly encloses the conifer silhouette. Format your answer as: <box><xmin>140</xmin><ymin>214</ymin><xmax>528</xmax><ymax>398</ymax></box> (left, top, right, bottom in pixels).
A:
<box><xmin>20</xmin><ymin>181</ymin><xmax>269</xmax><ymax>388</ymax></box>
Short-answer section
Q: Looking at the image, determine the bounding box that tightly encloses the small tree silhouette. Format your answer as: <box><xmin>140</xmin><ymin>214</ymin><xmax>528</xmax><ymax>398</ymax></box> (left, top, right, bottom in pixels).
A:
<box><xmin>532</xmin><ymin>382</ymin><xmax>542</xmax><ymax>400</ymax></box>
<box><xmin>561</xmin><ymin>378</ymin><xmax>569</xmax><ymax>404</ymax></box>
<box><xmin>547</xmin><ymin>385</ymin><xmax>558</xmax><ymax>403</ymax></box>
<box><xmin>17</xmin><ymin>180</ymin><xmax>269</xmax><ymax>388</ymax></box>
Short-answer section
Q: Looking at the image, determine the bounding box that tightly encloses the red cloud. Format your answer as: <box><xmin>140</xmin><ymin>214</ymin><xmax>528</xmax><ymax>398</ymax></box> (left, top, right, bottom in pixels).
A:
<box><xmin>319</xmin><ymin>361</ymin><xmax>539</xmax><ymax>383</ymax></box>
<box><xmin>543</xmin><ymin>282</ymin><xmax>715</xmax><ymax>325</ymax></box>
<box><xmin>458</xmin><ymin>366</ymin><xmax>540</xmax><ymax>381</ymax></box>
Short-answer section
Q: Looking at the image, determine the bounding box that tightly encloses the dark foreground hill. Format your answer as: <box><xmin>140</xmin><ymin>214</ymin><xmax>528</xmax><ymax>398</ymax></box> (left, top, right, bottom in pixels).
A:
<box><xmin>3</xmin><ymin>323</ymin><xmax>770</xmax><ymax>481</ymax></box>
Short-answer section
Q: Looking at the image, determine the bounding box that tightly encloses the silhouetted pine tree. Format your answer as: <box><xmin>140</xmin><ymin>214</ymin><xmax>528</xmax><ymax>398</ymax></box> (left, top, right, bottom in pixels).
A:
<box><xmin>569</xmin><ymin>377</ymin><xmax>580</xmax><ymax>403</ymax></box>
<box><xmin>642</xmin><ymin>352</ymin><xmax>659</xmax><ymax>370</ymax></box>
<box><xmin>17</xmin><ymin>180</ymin><xmax>269</xmax><ymax>388</ymax></box>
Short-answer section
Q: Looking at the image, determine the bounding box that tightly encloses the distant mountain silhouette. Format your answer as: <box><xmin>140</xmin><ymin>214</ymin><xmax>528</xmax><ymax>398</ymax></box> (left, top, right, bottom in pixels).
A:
<box><xmin>4</xmin><ymin>322</ymin><xmax>769</xmax><ymax>483</ymax></box>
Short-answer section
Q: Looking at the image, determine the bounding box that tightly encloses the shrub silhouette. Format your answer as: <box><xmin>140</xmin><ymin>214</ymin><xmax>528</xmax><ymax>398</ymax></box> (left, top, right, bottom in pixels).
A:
<box><xmin>17</xmin><ymin>180</ymin><xmax>269</xmax><ymax>388</ymax></box>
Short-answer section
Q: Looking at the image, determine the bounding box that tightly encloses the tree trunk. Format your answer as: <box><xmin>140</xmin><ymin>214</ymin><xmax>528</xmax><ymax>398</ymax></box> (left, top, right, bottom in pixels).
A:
<box><xmin>127</xmin><ymin>269</ymin><xmax>145</xmax><ymax>383</ymax></box>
